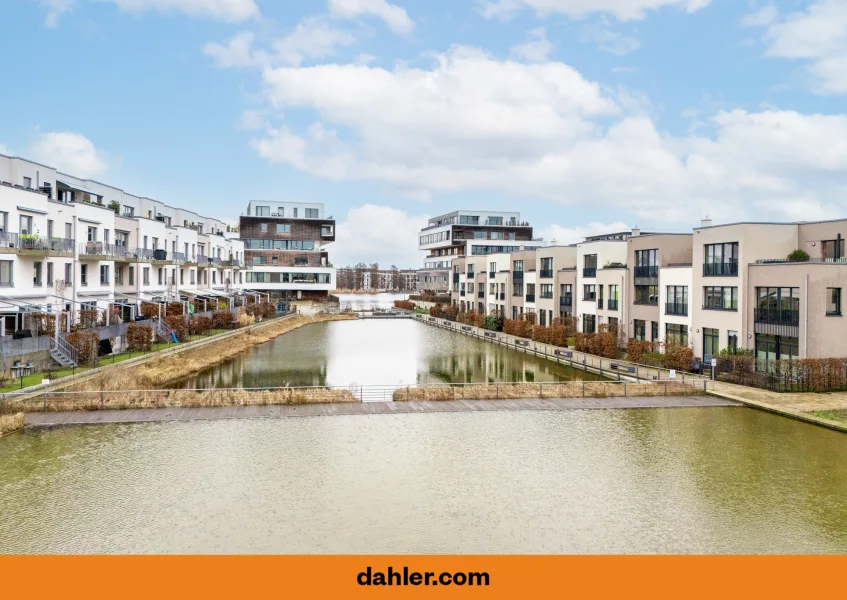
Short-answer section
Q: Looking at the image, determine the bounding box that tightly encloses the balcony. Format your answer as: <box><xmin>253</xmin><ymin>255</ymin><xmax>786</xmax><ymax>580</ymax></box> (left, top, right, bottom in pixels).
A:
<box><xmin>539</xmin><ymin>269</ymin><xmax>553</xmax><ymax>278</ymax></box>
<box><xmin>754</xmin><ymin>308</ymin><xmax>800</xmax><ymax>338</ymax></box>
<box><xmin>172</xmin><ymin>252</ymin><xmax>187</xmax><ymax>263</ymax></box>
<box><xmin>665</xmin><ymin>302</ymin><xmax>687</xmax><ymax>316</ymax></box>
<box><xmin>0</xmin><ymin>232</ymin><xmax>75</xmax><ymax>256</ymax></box>
<box><xmin>79</xmin><ymin>242</ymin><xmax>128</xmax><ymax>260</ymax></box>
<box><xmin>222</xmin><ymin>258</ymin><xmax>241</xmax><ymax>267</ymax></box>
<box><xmin>197</xmin><ymin>254</ymin><xmax>209</xmax><ymax>264</ymax></box>
<box><xmin>634</xmin><ymin>265</ymin><xmax>658</xmax><ymax>278</ymax></box>
<box><xmin>525</xmin><ymin>294</ymin><xmax>536</xmax><ymax>303</ymax></box>
<box><xmin>703</xmin><ymin>261</ymin><xmax>738</xmax><ymax>277</ymax></box>
<box><xmin>583</xmin><ymin>267</ymin><xmax>596</xmax><ymax>278</ymax></box>
<box><xmin>607</xmin><ymin>300</ymin><xmax>619</xmax><ymax>311</ymax></box>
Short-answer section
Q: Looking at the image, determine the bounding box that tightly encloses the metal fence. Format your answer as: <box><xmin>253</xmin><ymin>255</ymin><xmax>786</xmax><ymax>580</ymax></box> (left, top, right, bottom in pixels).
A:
<box><xmin>0</xmin><ymin>379</ymin><xmax>713</xmax><ymax>413</ymax></box>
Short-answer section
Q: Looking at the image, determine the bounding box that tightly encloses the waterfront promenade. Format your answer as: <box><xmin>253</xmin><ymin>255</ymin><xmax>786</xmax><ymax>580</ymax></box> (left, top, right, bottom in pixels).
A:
<box><xmin>25</xmin><ymin>395</ymin><xmax>739</xmax><ymax>428</ymax></box>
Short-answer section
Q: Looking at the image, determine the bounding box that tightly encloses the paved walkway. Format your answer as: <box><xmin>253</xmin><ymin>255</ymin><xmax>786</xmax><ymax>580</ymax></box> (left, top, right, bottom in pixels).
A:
<box><xmin>25</xmin><ymin>396</ymin><xmax>739</xmax><ymax>428</ymax></box>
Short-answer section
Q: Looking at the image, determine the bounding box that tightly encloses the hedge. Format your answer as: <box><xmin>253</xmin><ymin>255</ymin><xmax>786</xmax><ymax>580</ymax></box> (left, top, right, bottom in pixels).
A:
<box><xmin>127</xmin><ymin>322</ymin><xmax>153</xmax><ymax>352</ymax></box>
<box><xmin>66</xmin><ymin>331</ymin><xmax>100</xmax><ymax>364</ymax></box>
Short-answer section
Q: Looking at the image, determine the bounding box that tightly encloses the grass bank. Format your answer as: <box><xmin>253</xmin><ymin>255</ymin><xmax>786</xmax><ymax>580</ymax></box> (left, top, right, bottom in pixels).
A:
<box><xmin>0</xmin><ymin>412</ymin><xmax>25</xmax><ymax>435</ymax></box>
<box><xmin>811</xmin><ymin>409</ymin><xmax>847</xmax><ymax>425</ymax></box>
<box><xmin>56</xmin><ymin>313</ymin><xmax>357</xmax><ymax>393</ymax></box>
<box><xmin>393</xmin><ymin>381</ymin><xmax>701</xmax><ymax>401</ymax></box>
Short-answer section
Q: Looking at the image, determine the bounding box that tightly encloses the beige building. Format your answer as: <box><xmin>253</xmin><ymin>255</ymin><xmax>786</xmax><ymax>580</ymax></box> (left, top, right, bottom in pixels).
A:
<box><xmin>535</xmin><ymin>246</ymin><xmax>577</xmax><ymax>326</ymax></box>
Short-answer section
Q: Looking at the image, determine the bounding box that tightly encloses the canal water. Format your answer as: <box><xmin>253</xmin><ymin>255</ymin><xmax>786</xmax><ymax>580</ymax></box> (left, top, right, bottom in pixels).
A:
<box><xmin>1</xmin><ymin>407</ymin><xmax>846</xmax><ymax>553</ymax></box>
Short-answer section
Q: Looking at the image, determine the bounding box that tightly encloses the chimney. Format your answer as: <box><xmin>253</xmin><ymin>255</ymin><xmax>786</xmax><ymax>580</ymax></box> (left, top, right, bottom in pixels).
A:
<box><xmin>631</xmin><ymin>226</ymin><xmax>640</xmax><ymax>237</ymax></box>
<box><xmin>701</xmin><ymin>216</ymin><xmax>712</xmax><ymax>227</ymax></box>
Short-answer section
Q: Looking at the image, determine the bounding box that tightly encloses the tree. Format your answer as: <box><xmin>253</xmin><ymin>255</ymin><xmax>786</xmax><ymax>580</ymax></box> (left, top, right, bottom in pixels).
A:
<box><xmin>390</xmin><ymin>264</ymin><xmax>399</xmax><ymax>291</ymax></box>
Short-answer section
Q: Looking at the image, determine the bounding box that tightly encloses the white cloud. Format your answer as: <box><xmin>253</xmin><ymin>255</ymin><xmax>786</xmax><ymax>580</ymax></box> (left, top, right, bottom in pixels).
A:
<box><xmin>204</xmin><ymin>19</ymin><xmax>356</xmax><ymax>69</ymax></box>
<box><xmin>539</xmin><ymin>221</ymin><xmax>631</xmax><ymax>245</ymax></box>
<box><xmin>333</xmin><ymin>204</ymin><xmax>428</xmax><ymax>267</ymax></box>
<box><xmin>510</xmin><ymin>27</ymin><xmax>554</xmax><ymax>62</ymax></box>
<box><xmin>94</xmin><ymin>0</ymin><xmax>259</xmax><ymax>21</ymax></box>
<box><xmin>238</xmin><ymin>109</ymin><xmax>268</xmax><ymax>131</ymax></box>
<box><xmin>477</xmin><ymin>0</ymin><xmax>711</xmax><ymax>22</ymax></box>
<box><xmin>247</xmin><ymin>46</ymin><xmax>847</xmax><ymax>226</ymax></box>
<box><xmin>747</xmin><ymin>0</ymin><xmax>847</xmax><ymax>94</ymax></box>
<box><xmin>42</xmin><ymin>0</ymin><xmax>76</xmax><ymax>27</ymax></box>
<box><xmin>328</xmin><ymin>0</ymin><xmax>414</xmax><ymax>35</ymax></box>
<box><xmin>30</xmin><ymin>132</ymin><xmax>108</xmax><ymax>178</ymax></box>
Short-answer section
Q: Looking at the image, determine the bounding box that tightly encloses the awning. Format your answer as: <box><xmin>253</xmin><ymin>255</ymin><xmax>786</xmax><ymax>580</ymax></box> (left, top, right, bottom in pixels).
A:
<box><xmin>57</xmin><ymin>180</ymin><xmax>103</xmax><ymax>199</ymax></box>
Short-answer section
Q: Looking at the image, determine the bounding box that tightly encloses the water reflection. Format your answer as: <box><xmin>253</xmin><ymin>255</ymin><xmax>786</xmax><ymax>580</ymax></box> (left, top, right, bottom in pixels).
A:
<box><xmin>334</xmin><ymin>292</ymin><xmax>408</xmax><ymax>312</ymax></box>
<box><xmin>176</xmin><ymin>319</ymin><xmax>601</xmax><ymax>390</ymax></box>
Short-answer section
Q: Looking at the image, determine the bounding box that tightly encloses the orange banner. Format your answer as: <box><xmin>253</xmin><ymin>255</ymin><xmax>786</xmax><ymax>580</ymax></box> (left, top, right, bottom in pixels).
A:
<box><xmin>2</xmin><ymin>556</ymin><xmax>844</xmax><ymax>598</ymax></box>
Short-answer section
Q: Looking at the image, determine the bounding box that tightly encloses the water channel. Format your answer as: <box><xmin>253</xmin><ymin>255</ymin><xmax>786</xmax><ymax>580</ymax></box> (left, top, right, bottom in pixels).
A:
<box><xmin>1</xmin><ymin>292</ymin><xmax>846</xmax><ymax>553</ymax></box>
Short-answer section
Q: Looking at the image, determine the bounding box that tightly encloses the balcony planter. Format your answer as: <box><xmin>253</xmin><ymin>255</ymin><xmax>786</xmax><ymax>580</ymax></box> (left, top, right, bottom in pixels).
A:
<box><xmin>787</xmin><ymin>249</ymin><xmax>810</xmax><ymax>262</ymax></box>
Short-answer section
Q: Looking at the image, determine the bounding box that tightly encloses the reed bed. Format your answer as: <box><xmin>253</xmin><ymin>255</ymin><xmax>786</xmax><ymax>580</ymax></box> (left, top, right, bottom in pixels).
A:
<box><xmin>57</xmin><ymin>313</ymin><xmax>357</xmax><ymax>393</ymax></box>
<box><xmin>6</xmin><ymin>387</ymin><xmax>357</xmax><ymax>414</ymax></box>
<box><xmin>0</xmin><ymin>412</ymin><xmax>25</xmax><ymax>435</ymax></box>
<box><xmin>392</xmin><ymin>381</ymin><xmax>702</xmax><ymax>401</ymax></box>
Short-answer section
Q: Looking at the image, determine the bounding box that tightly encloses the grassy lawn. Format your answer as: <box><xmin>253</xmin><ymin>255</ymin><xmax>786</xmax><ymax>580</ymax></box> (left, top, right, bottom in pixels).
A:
<box><xmin>812</xmin><ymin>410</ymin><xmax>847</xmax><ymax>425</ymax></box>
<box><xmin>0</xmin><ymin>328</ymin><xmax>237</xmax><ymax>393</ymax></box>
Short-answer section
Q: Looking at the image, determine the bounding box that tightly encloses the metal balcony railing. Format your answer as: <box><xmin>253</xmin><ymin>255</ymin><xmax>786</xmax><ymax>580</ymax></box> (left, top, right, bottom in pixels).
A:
<box><xmin>460</xmin><ymin>291</ymin><xmax>466</xmax><ymax>296</ymax></box>
<box><xmin>489</xmin><ymin>271</ymin><xmax>495</xmax><ymax>278</ymax></box>
<box><xmin>583</xmin><ymin>267</ymin><xmax>596</xmax><ymax>278</ymax></box>
<box><xmin>607</xmin><ymin>300</ymin><xmax>619</xmax><ymax>311</ymax></box>
<box><xmin>478</xmin><ymin>291</ymin><xmax>484</xmax><ymax>298</ymax></box>
<box><xmin>634</xmin><ymin>265</ymin><xmax>659</xmax><ymax>278</ymax></box>
<box><xmin>525</xmin><ymin>294</ymin><xmax>536</xmax><ymax>302</ymax></box>
<box><xmin>80</xmin><ymin>242</ymin><xmax>127</xmax><ymax>257</ymax></box>
<box><xmin>0</xmin><ymin>232</ymin><xmax>75</xmax><ymax>253</ymax></box>
<box><xmin>703</xmin><ymin>261</ymin><xmax>738</xmax><ymax>276</ymax></box>
<box><xmin>172</xmin><ymin>252</ymin><xmax>187</xmax><ymax>263</ymax></box>
<box><xmin>539</xmin><ymin>269</ymin><xmax>553</xmax><ymax>278</ymax></box>
<box><xmin>499</xmin><ymin>293</ymin><xmax>505</xmax><ymax>301</ymax></box>
<box><xmin>560</xmin><ymin>296</ymin><xmax>572</xmax><ymax>307</ymax></box>
<box><xmin>754</xmin><ymin>308</ymin><xmax>799</xmax><ymax>326</ymax></box>
<box><xmin>665</xmin><ymin>302</ymin><xmax>688</xmax><ymax>316</ymax></box>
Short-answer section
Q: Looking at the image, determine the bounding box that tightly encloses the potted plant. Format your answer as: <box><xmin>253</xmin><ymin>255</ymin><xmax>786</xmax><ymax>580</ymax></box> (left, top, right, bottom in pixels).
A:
<box><xmin>787</xmin><ymin>249</ymin><xmax>810</xmax><ymax>262</ymax></box>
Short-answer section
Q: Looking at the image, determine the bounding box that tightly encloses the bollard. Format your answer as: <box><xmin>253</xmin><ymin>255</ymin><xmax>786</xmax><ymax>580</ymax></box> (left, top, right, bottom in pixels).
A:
<box><xmin>539</xmin><ymin>382</ymin><xmax>542</xmax><ymax>398</ymax></box>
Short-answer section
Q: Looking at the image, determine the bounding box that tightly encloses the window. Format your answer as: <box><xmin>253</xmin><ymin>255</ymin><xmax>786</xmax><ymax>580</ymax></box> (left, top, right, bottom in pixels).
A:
<box><xmin>276</xmin><ymin>207</ymin><xmax>284</xmax><ymax>217</ymax></box>
<box><xmin>33</xmin><ymin>261</ymin><xmax>42</xmax><ymax>286</ymax></box>
<box><xmin>666</xmin><ymin>286</ymin><xmax>688</xmax><ymax>315</ymax></box>
<box><xmin>634</xmin><ymin>249</ymin><xmax>658</xmax><ymax>278</ymax></box>
<box><xmin>635</xmin><ymin>285</ymin><xmax>658</xmax><ymax>305</ymax></box>
<box><xmin>459</xmin><ymin>215</ymin><xmax>479</xmax><ymax>225</ymax></box>
<box><xmin>23</xmin><ymin>176</ymin><xmax>32</xmax><ymax>188</ymax></box>
<box><xmin>47</xmin><ymin>220</ymin><xmax>53</xmax><ymax>239</ymax></box>
<box><xmin>822</xmin><ymin>239</ymin><xmax>845</xmax><ymax>261</ymax></box>
<box><xmin>487</xmin><ymin>216</ymin><xmax>503</xmax><ymax>226</ymax></box>
<box><xmin>255</xmin><ymin>206</ymin><xmax>270</xmax><ymax>217</ymax></box>
<box><xmin>582</xmin><ymin>314</ymin><xmax>596</xmax><ymax>333</ymax></box>
<box><xmin>512</xmin><ymin>282</ymin><xmax>523</xmax><ymax>297</ymax></box>
<box><xmin>100</xmin><ymin>265</ymin><xmax>110</xmax><ymax>285</ymax></box>
<box><xmin>419</xmin><ymin>231</ymin><xmax>450</xmax><ymax>245</ymax></box>
<box><xmin>212</xmin><ymin>271</ymin><xmax>216</xmax><ymax>284</ymax></box>
<box><xmin>583</xmin><ymin>254</ymin><xmax>597</xmax><ymax>277</ymax></box>
<box><xmin>704</xmin><ymin>242</ymin><xmax>739</xmax><ymax>276</ymax></box>
<box><xmin>104</xmin><ymin>229</ymin><xmax>110</xmax><ymax>244</ymax></box>
<box><xmin>467</xmin><ymin>264</ymin><xmax>474</xmax><ymax>276</ymax></box>
<box><xmin>152</xmin><ymin>237</ymin><xmax>158</xmax><ymax>250</ymax></box>
<box><xmin>80</xmin><ymin>264</ymin><xmax>88</xmax><ymax>287</ymax></box>
<box><xmin>704</xmin><ymin>286</ymin><xmax>738</xmax><ymax>310</ymax></box>
<box><xmin>47</xmin><ymin>262</ymin><xmax>53</xmax><ymax>286</ymax></box>
<box><xmin>634</xmin><ymin>319</ymin><xmax>646</xmax><ymax>341</ymax></box>
<box><xmin>827</xmin><ymin>288</ymin><xmax>842</xmax><ymax>316</ymax></box>
<box><xmin>116</xmin><ymin>266</ymin><xmax>124</xmax><ymax>285</ymax></box>
<box><xmin>20</xmin><ymin>215</ymin><xmax>33</xmax><ymax>235</ymax></box>
<box><xmin>260</xmin><ymin>223</ymin><xmax>268</xmax><ymax>233</ymax></box>
<box><xmin>276</xmin><ymin>223</ymin><xmax>290</xmax><ymax>233</ymax></box>
<box><xmin>272</xmin><ymin>256</ymin><xmax>278</xmax><ymax>266</ymax></box>
<box><xmin>87</xmin><ymin>226</ymin><xmax>97</xmax><ymax>242</ymax></box>
<box><xmin>490</xmin><ymin>283</ymin><xmax>496</xmax><ymax>295</ymax></box>
<box><xmin>608</xmin><ymin>285</ymin><xmax>619</xmax><ymax>310</ymax></box>
<box><xmin>0</xmin><ymin>261</ymin><xmax>11</xmax><ymax>286</ymax></box>
<box><xmin>583</xmin><ymin>284</ymin><xmax>596</xmax><ymax>301</ymax></box>
<box><xmin>489</xmin><ymin>262</ymin><xmax>496</xmax><ymax>275</ymax></box>
<box><xmin>513</xmin><ymin>260</ymin><xmax>524</xmax><ymax>272</ymax></box>
<box><xmin>143</xmin><ymin>267</ymin><xmax>150</xmax><ymax>285</ymax></box>
<box><xmin>755</xmin><ymin>334</ymin><xmax>799</xmax><ymax>362</ymax></box>
<box><xmin>306</xmin><ymin>208</ymin><xmax>319</xmax><ymax>218</ymax></box>
<box><xmin>755</xmin><ymin>287</ymin><xmax>799</xmax><ymax>324</ymax></box>
<box><xmin>65</xmin><ymin>223</ymin><xmax>72</xmax><ymax>239</ymax></box>
<box><xmin>190</xmin><ymin>270</ymin><xmax>195</xmax><ymax>285</ymax></box>
<box><xmin>128</xmin><ymin>266</ymin><xmax>135</xmax><ymax>286</ymax></box>
<box><xmin>540</xmin><ymin>257</ymin><xmax>553</xmax><ymax>277</ymax></box>
<box><xmin>143</xmin><ymin>235</ymin><xmax>148</xmax><ymax>249</ymax></box>
<box><xmin>123</xmin><ymin>206</ymin><xmax>135</xmax><ymax>217</ymax></box>
<box><xmin>158</xmin><ymin>268</ymin><xmax>163</xmax><ymax>285</ymax></box>
<box><xmin>65</xmin><ymin>262</ymin><xmax>72</xmax><ymax>285</ymax></box>
<box><xmin>651</xmin><ymin>322</ymin><xmax>659</xmax><ymax>342</ymax></box>
<box><xmin>294</xmin><ymin>256</ymin><xmax>308</xmax><ymax>266</ymax></box>
<box><xmin>540</xmin><ymin>284</ymin><xmax>553</xmax><ymax>299</ymax></box>
<box><xmin>180</xmin><ymin>269</ymin><xmax>184</xmax><ymax>285</ymax></box>
<box><xmin>468</xmin><ymin>282</ymin><xmax>474</xmax><ymax>294</ymax></box>
<box><xmin>253</xmin><ymin>256</ymin><xmax>267</xmax><ymax>265</ymax></box>
<box><xmin>560</xmin><ymin>284</ymin><xmax>572</xmax><ymax>303</ymax></box>
<box><xmin>703</xmin><ymin>328</ymin><xmax>720</xmax><ymax>359</ymax></box>
<box><xmin>526</xmin><ymin>283</ymin><xmax>536</xmax><ymax>300</ymax></box>
<box><xmin>666</xmin><ymin>323</ymin><xmax>688</xmax><ymax>347</ymax></box>
<box><xmin>598</xmin><ymin>284</ymin><xmax>604</xmax><ymax>307</ymax></box>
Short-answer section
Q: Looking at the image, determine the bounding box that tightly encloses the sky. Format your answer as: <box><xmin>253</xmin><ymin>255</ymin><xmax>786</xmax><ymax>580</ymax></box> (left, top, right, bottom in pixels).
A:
<box><xmin>1</xmin><ymin>0</ymin><xmax>846</xmax><ymax>268</ymax></box>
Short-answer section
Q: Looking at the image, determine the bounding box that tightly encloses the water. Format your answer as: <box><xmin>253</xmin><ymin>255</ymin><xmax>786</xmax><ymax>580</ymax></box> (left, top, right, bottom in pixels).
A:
<box><xmin>334</xmin><ymin>292</ymin><xmax>408</xmax><ymax>311</ymax></box>
<box><xmin>174</xmin><ymin>318</ymin><xmax>602</xmax><ymax>390</ymax></box>
<box><xmin>2</xmin><ymin>408</ymin><xmax>846</xmax><ymax>554</ymax></box>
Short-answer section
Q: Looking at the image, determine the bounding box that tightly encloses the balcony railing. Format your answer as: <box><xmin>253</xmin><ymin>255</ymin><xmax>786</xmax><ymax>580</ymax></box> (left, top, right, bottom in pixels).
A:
<box><xmin>607</xmin><ymin>300</ymin><xmax>619</xmax><ymax>311</ymax></box>
<box><xmin>583</xmin><ymin>294</ymin><xmax>596</xmax><ymax>302</ymax></box>
<box><xmin>597</xmin><ymin>299</ymin><xmax>604</xmax><ymax>309</ymax></box>
<box><xmin>525</xmin><ymin>294</ymin><xmax>536</xmax><ymax>302</ymax></box>
<box><xmin>172</xmin><ymin>252</ymin><xmax>187</xmax><ymax>263</ymax></box>
<box><xmin>478</xmin><ymin>291</ymin><xmax>484</xmax><ymax>298</ymax></box>
<box><xmin>197</xmin><ymin>254</ymin><xmax>209</xmax><ymax>264</ymax></box>
<box><xmin>539</xmin><ymin>269</ymin><xmax>553</xmax><ymax>278</ymax></box>
<box><xmin>489</xmin><ymin>271</ymin><xmax>495</xmax><ymax>278</ymax></box>
<box><xmin>560</xmin><ymin>296</ymin><xmax>572</xmax><ymax>307</ymax></box>
<box><xmin>634</xmin><ymin>265</ymin><xmax>658</xmax><ymax>278</ymax></box>
<box><xmin>453</xmin><ymin>274</ymin><xmax>460</xmax><ymax>285</ymax></box>
<box><xmin>80</xmin><ymin>242</ymin><xmax>128</xmax><ymax>258</ymax></box>
<box><xmin>460</xmin><ymin>291</ymin><xmax>466</xmax><ymax>296</ymax></box>
<box><xmin>583</xmin><ymin>267</ymin><xmax>596</xmax><ymax>278</ymax></box>
<box><xmin>0</xmin><ymin>232</ymin><xmax>75</xmax><ymax>253</ymax></box>
<box><xmin>222</xmin><ymin>258</ymin><xmax>241</xmax><ymax>267</ymax></box>
<box><xmin>754</xmin><ymin>308</ymin><xmax>800</xmax><ymax>326</ymax></box>
<box><xmin>499</xmin><ymin>293</ymin><xmax>505</xmax><ymax>301</ymax></box>
<box><xmin>665</xmin><ymin>302</ymin><xmax>687</xmax><ymax>316</ymax></box>
<box><xmin>703</xmin><ymin>261</ymin><xmax>738</xmax><ymax>277</ymax></box>
<box><xmin>512</xmin><ymin>271</ymin><xmax>524</xmax><ymax>282</ymax></box>
<box><xmin>211</xmin><ymin>257</ymin><xmax>223</xmax><ymax>266</ymax></box>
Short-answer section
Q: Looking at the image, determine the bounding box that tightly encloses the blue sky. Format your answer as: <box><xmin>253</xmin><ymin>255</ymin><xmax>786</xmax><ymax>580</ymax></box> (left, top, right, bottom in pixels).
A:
<box><xmin>1</xmin><ymin>0</ymin><xmax>846</xmax><ymax>267</ymax></box>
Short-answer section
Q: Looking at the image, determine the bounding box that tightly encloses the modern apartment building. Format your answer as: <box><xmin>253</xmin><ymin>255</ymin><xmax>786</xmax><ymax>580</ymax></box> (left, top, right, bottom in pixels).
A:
<box><xmin>535</xmin><ymin>245</ymin><xmax>577</xmax><ymax>326</ymax></box>
<box><xmin>419</xmin><ymin>210</ymin><xmax>544</xmax><ymax>295</ymax></box>
<box><xmin>0</xmin><ymin>152</ymin><xmax>247</xmax><ymax>335</ymax></box>
<box><xmin>575</xmin><ymin>234</ymin><xmax>629</xmax><ymax>334</ymax></box>
<box><xmin>239</xmin><ymin>201</ymin><xmax>335</xmax><ymax>300</ymax></box>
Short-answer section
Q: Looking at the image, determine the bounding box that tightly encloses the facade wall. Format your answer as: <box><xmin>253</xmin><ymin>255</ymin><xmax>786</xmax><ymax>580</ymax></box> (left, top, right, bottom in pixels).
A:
<box><xmin>658</xmin><ymin>266</ymin><xmax>693</xmax><ymax>348</ymax></box>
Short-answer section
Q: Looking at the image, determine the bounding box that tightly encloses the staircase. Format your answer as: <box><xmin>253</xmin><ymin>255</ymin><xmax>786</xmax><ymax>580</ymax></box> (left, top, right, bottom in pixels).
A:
<box><xmin>153</xmin><ymin>318</ymin><xmax>172</xmax><ymax>342</ymax></box>
<box><xmin>50</xmin><ymin>336</ymin><xmax>78</xmax><ymax>368</ymax></box>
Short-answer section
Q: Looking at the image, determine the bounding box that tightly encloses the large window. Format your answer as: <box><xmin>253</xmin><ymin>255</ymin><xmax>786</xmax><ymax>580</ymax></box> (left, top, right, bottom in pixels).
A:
<box><xmin>255</xmin><ymin>206</ymin><xmax>270</xmax><ymax>216</ymax></box>
<box><xmin>582</xmin><ymin>314</ymin><xmax>596</xmax><ymax>334</ymax></box>
<box><xmin>608</xmin><ymin>285</ymin><xmax>619</xmax><ymax>310</ymax></box>
<box><xmin>246</xmin><ymin>239</ymin><xmax>316</xmax><ymax>250</ymax></box>
<box><xmin>512</xmin><ymin>282</ymin><xmax>523</xmax><ymax>297</ymax></box>
<box><xmin>583</xmin><ymin>254</ymin><xmax>597</xmax><ymax>277</ymax></box>
<box><xmin>634</xmin><ymin>249</ymin><xmax>658</xmax><ymax>278</ymax></box>
<box><xmin>513</xmin><ymin>260</ymin><xmax>524</xmax><ymax>272</ymax></box>
<box><xmin>666</xmin><ymin>286</ymin><xmax>688</xmax><ymax>315</ymax></box>
<box><xmin>754</xmin><ymin>287</ymin><xmax>798</xmax><ymax>323</ymax></box>
<box><xmin>467</xmin><ymin>264</ymin><xmax>474</xmax><ymax>276</ymax></box>
<box><xmin>540</xmin><ymin>257</ymin><xmax>553</xmax><ymax>277</ymax></box>
<box><xmin>665</xmin><ymin>323</ymin><xmax>688</xmax><ymax>347</ymax></box>
<box><xmin>246</xmin><ymin>272</ymin><xmax>332</xmax><ymax>284</ymax></box>
<box><xmin>487</xmin><ymin>216</ymin><xmax>503</xmax><ymax>226</ymax></box>
<box><xmin>276</xmin><ymin>224</ymin><xmax>290</xmax><ymax>233</ymax></box>
<box><xmin>822</xmin><ymin>239</ymin><xmax>845</xmax><ymax>261</ymax></box>
<box><xmin>305</xmin><ymin>208</ymin><xmax>319</xmax><ymax>218</ymax></box>
<box><xmin>704</xmin><ymin>242</ymin><xmax>739</xmax><ymax>276</ymax></box>
<box><xmin>100</xmin><ymin>265</ymin><xmax>110</xmax><ymax>285</ymax></box>
<box><xmin>526</xmin><ymin>284</ymin><xmax>536</xmax><ymax>302</ymax></box>
<box><xmin>703</xmin><ymin>328</ymin><xmax>720</xmax><ymax>359</ymax></box>
<box><xmin>459</xmin><ymin>215</ymin><xmax>479</xmax><ymax>225</ymax></box>
<box><xmin>651</xmin><ymin>322</ymin><xmax>659</xmax><ymax>342</ymax></box>
<box><xmin>827</xmin><ymin>288</ymin><xmax>842</xmax><ymax>316</ymax></box>
<box><xmin>755</xmin><ymin>334</ymin><xmax>799</xmax><ymax>362</ymax></box>
<box><xmin>419</xmin><ymin>231</ymin><xmax>450</xmax><ymax>245</ymax></box>
<box><xmin>635</xmin><ymin>285</ymin><xmax>658</xmax><ymax>305</ymax></box>
<box><xmin>583</xmin><ymin>284</ymin><xmax>596</xmax><ymax>301</ymax></box>
<box><xmin>80</xmin><ymin>264</ymin><xmax>88</xmax><ymax>287</ymax></box>
<box><xmin>560</xmin><ymin>284</ymin><xmax>572</xmax><ymax>305</ymax></box>
<box><xmin>704</xmin><ymin>286</ymin><xmax>738</xmax><ymax>310</ymax></box>
<box><xmin>33</xmin><ymin>261</ymin><xmax>42</xmax><ymax>286</ymax></box>
<box><xmin>540</xmin><ymin>284</ymin><xmax>553</xmax><ymax>299</ymax></box>
<box><xmin>634</xmin><ymin>319</ymin><xmax>646</xmax><ymax>341</ymax></box>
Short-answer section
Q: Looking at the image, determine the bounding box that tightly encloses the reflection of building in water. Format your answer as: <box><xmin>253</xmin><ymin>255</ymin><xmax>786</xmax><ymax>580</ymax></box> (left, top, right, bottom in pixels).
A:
<box><xmin>424</xmin><ymin>348</ymin><xmax>559</xmax><ymax>384</ymax></box>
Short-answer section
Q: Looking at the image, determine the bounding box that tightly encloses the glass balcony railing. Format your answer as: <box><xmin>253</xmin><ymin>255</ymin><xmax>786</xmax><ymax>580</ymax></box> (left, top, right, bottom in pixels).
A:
<box><xmin>665</xmin><ymin>302</ymin><xmax>687</xmax><ymax>316</ymax></box>
<box><xmin>525</xmin><ymin>294</ymin><xmax>535</xmax><ymax>302</ymax></box>
<box><xmin>754</xmin><ymin>308</ymin><xmax>799</xmax><ymax>326</ymax></box>
<box><xmin>607</xmin><ymin>300</ymin><xmax>619</xmax><ymax>311</ymax></box>
<box><xmin>634</xmin><ymin>265</ymin><xmax>658</xmax><ymax>278</ymax></box>
<box><xmin>583</xmin><ymin>267</ymin><xmax>596</xmax><ymax>278</ymax></box>
<box><xmin>703</xmin><ymin>261</ymin><xmax>738</xmax><ymax>277</ymax></box>
<box><xmin>539</xmin><ymin>269</ymin><xmax>553</xmax><ymax>278</ymax></box>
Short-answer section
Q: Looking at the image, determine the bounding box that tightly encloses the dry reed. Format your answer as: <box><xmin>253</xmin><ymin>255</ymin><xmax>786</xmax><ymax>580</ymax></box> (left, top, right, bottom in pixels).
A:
<box><xmin>58</xmin><ymin>313</ymin><xmax>357</xmax><ymax>392</ymax></box>
<box><xmin>392</xmin><ymin>381</ymin><xmax>700</xmax><ymax>401</ymax></box>
<box><xmin>0</xmin><ymin>412</ymin><xmax>25</xmax><ymax>435</ymax></box>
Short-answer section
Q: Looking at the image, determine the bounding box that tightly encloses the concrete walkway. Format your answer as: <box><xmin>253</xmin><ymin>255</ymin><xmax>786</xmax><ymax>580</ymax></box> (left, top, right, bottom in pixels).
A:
<box><xmin>709</xmin><ymin>381</ymin><xmax>847</xmax><ymax>433</ymax></box>
<box><xmin>25</xmin><ymin>395</ymin><xmax>739</xmax><ymax>428</ymax></box>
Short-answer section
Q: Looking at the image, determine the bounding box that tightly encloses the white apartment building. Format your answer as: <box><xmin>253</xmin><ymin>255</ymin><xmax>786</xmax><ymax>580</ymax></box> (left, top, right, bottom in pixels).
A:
<box><xmin>0</xmin><ymin>152</ymin><xmax>247</xmax><ymax>337</ymax></box>
<box><xmin>576</xmin><ymin>235</ymin><xmax>630</xmax><ymax>334</ymax></box>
